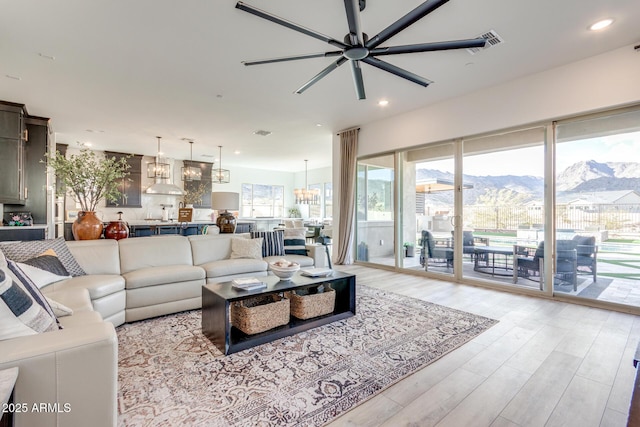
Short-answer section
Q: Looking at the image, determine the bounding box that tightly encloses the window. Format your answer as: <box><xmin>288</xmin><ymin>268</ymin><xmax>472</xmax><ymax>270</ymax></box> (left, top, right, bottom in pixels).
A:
<box><xmin>241</xmin><ymin>184</ymin><xmax>284</xmax><ymax>217</ymax></box>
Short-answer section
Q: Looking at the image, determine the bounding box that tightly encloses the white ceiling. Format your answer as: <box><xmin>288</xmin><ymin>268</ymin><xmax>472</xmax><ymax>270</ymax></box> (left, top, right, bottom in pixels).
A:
<box><xmin>1</xmin><ymin>0</ymin><xmax>639</xmax><ymax>172</ymax></box>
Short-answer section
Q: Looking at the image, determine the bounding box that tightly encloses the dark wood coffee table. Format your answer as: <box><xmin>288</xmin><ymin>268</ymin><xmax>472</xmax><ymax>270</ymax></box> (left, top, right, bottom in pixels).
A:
<box><xmin>202</xmin><ymin>271</ymin><xmax>356</xmax><ymax>355</ymax></box>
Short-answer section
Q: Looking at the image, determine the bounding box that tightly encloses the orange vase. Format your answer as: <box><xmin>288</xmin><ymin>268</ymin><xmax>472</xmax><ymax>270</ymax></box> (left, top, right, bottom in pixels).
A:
<box><xmin>72</xmin><ymin>211</ymin><xmax>104</xmax><ymax>240</ymax></box>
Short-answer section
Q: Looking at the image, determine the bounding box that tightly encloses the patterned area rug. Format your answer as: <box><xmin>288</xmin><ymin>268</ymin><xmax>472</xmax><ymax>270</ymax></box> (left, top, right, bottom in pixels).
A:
<box><xmin>117</xmin><ymin>285</ymin><xmax>497</xmax><ymax>426</ymax></box>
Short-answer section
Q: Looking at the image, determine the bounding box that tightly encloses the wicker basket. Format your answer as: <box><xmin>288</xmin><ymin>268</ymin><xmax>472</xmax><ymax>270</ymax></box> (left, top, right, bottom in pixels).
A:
<box><xmin>287</xmin><ymin>285</ymin><xmax>336</xmax><ymax>320</ymax></box>
<box><xmin>231</xmin><ymin>294</ymin><xmax>290</xmax><ymax>335</ymax></box>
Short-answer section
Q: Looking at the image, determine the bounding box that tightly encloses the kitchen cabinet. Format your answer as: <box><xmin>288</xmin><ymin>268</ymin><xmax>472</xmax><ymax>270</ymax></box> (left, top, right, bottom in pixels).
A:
<box><xmin>0</xmin><ymin>101</ymin><xmax>27</xmax><ymax>204</ymax></box>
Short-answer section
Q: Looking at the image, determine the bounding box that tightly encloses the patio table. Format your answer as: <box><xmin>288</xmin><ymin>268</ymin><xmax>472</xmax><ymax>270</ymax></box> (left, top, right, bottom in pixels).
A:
<box><xmin>473</xmin><ymin>246</ymin><xmax>516</xmax><ymax>279</ymax></box>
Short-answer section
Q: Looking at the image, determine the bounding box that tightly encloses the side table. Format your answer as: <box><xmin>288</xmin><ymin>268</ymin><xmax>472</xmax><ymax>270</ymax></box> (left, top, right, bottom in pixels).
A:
<box><xmin>0</xmin><ymin>367</ymin><xmax>19</xmax><ymax>427</ymax></box>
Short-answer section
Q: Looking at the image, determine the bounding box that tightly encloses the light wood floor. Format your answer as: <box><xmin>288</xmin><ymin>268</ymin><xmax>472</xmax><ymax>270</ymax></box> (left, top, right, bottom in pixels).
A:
<box><xmin>327</xmin><ymin>264</ymin><xmax>640</xmax><ymax>427</ymax></box>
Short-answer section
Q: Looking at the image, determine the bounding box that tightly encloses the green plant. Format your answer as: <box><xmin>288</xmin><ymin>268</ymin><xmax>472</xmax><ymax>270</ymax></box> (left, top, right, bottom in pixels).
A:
<box><xmin>288</xmin><ymin>207</ymin><xmax>301</xmax><ymax>218</ymax></box>
<box><xmin>46</xmin><ymin>146</ymin><xmax>130</xmax><ymax>212</ymax></box>
<box><xmin>183</xmin><ymin>183</ymin><xmax>207</xmax><ymax>205</ymax></box>
<box><xmin>403</xmin><ymin>242</ymin><xmax>414</xmax><ymax>247</ymax></box>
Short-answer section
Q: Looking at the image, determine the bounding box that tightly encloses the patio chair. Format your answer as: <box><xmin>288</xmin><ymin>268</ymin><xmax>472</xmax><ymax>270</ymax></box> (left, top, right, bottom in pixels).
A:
<box><xmin>462</xmin><ymin>230</ymin><xmax>490</xmax><ymax>260</ymax></box>
<box><xmin>514</xmin><ymin>240</ymin><xmax>578</xmax><ymax>290</ymax></box>
<box><xmin>572</xmin><ymin>235</ymin><xmax>598</xmax><ymax>281</ymax></box>
<box><xmin>420</xmin><ymin>230</ymin><xmax>454</xmax><ymax>271</ymax></box>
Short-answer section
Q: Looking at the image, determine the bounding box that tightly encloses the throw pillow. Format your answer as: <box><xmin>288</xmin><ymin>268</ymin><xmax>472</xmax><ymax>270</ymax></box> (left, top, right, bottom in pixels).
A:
<box><xmin>230</xmin><ymin>237</ymin><xmax>264</xmax><ymax>260</ymax></box>
<box><xmin>0</xmin><ymin>237</ymin><xmax>86</xmax><ymax>277</ymax></box>
<box><xmin>45</xmin><ymin>297</ymin><xmax>74</xmax><ymax>317</ymax></box>
<box><xmin>7</xmin><ymin>261</ymin><xmax>60</xmax><ymax>324</ymax></box>
<box><xmin>0</xmin><ymin>265</ymin><xmax>58</xmax><ymax>341</ymax></box>
<box><xmin>283</xmin><ymin>228</ymin><xmax>308</xmax><ymax>256</ymax></box>
<box><xmin>16</xmin><ymin>249</ymin><xmax>71</xmax><ymax>289</ymax></box>
<box><xmin>250</xmin><ymin>230</ymin><xmax>285</xmax><ymax>257</ymax></box>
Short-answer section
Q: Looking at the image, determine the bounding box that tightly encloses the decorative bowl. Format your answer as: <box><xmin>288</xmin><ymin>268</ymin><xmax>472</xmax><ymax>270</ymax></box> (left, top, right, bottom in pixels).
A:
<box><xmin>269</xmin><ymin>260</ymin><xmax>300</xmax><ymax>281</ymax></box>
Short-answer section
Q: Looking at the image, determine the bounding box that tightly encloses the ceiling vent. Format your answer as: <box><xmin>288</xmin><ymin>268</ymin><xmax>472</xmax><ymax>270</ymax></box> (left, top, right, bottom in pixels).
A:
<box><xmin>253</xmin><ymin>130</ymin><xmax>272</xmax><ymax>137</ymax></box>
<box><xmin>466</xmin><ymin>30</ymin><xmax>504</xmax><ymax>54</ymax></box>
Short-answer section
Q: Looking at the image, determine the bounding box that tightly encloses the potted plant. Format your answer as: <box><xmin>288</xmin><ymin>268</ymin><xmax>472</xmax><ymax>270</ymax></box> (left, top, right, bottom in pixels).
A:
<box><xmin>404</xmin><ymin>242</ymin><xmax>415</xmax><ymax>257</ymax></box>
<box><xmin>288</xmin><ymin>207</ymin><xmax>301</xmax><ymax>218</ymax></box>
<box><xmin>46</xmin><ymin>146</ymin><xmax>130</xmax><ymax>240</ymax></box>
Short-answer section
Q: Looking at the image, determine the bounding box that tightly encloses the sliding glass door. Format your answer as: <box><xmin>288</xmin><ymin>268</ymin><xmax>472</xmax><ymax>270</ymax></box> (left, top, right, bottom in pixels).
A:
<box><xmin>462</xmin><ymin>128</ymin><xmax>546</xmax><ymax>290</ymax></box>
<box><xmin>555</xmin><ymin>108</ymin><xmax>640</xmax><ymax>307</ymax></box>
<box><xmin>401</xmin><ymin>143</ymin><xmax>456</xmax><ymax>276</ymax></box>
<box><xmin>356</xmin><ymin>154</ymin><xmax>395</xmax><ymax>265</ymax></box>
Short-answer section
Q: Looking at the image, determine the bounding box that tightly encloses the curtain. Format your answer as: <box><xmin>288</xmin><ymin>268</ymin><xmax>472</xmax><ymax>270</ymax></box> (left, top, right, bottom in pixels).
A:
<box><xmin>335</xmin><ymin>128</ymin><xmax>358</xmax><ymax>264</ymax></box>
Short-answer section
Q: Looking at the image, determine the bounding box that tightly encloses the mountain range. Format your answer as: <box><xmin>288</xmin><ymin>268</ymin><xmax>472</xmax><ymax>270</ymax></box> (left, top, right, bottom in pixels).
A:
<box><xmin>416</xmin><ymin>160</ymin><xmax>640</xmax><ymax>205</ymax></box>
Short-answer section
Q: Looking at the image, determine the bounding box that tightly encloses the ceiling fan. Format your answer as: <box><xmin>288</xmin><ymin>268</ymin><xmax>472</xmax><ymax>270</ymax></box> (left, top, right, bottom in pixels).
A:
<box><xmin>235</xmin><ymin>0</ymin><xmax>487</xmax><ymax>100</ymax></box>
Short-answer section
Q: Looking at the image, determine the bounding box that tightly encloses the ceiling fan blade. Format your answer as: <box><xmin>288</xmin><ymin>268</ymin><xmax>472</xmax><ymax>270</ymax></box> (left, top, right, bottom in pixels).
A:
<box><xmin>370</xmin><ymin>38</ymin><xmax>486</xmax><ymax>56</ymax></box>
<box><xmin>363</xmin><ymin>57</ymin><xmax>432</xmax><ymax>87</ymax></box>
<box><xmin>296</xmin><ymin>57</ymin><xmax>348</xmax><ymax>94</ymax></box>
<box><xmin>236</xmin><ymin>2</ymin><xmax>348</xmax><ymax>49</ymax></box>
<box><xmin>365</xmin><ymin>0</ymin><xmax>450</xmax><ymax>49</ymax></box>
<box><xmin>344</xmin><ymin>0</ymin><xmax>364</xmax><ymax>46</ymax></box>
<box><xmin>350</xmin><ymin>60</ymin><xmax>366</xmax><ymax>100</ymax></box>
<box><xmin>242</xmin><ymin>51</ymin><xmax>344</xmax><ymax>66</ymax></box>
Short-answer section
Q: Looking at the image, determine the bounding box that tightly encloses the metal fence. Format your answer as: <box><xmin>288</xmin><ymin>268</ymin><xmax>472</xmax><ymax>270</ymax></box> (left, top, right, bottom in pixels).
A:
<box><xmin>462</xmin><ymin>203</ymin><xmax>640</xmax><ymax>232</ymax></box>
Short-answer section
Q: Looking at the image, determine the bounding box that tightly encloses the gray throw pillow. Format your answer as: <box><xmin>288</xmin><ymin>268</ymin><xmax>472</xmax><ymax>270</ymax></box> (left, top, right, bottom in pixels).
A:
<box><xmin>0</xmin><ymin>237</ymin><xmax>85</xmax><ymax>277</ymax></box>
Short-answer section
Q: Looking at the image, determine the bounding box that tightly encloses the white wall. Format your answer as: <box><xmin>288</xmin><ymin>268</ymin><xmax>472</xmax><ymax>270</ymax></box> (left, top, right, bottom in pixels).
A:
<box><xmin>332</xmin><ymin>43</ymin><xmax>640</xmax><ymax>263</ymax></box>
<box><xmin>359</xmin><ymin>44</ymin><xmax>640</xmax><ymax>156</ymax></box>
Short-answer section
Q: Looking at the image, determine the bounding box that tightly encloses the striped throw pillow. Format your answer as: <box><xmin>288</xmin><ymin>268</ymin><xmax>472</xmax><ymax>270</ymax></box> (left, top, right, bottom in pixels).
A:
<box><xmin>250</xmin><ymin>230</ymin><xmax>285</xmax><ymax>257</ymax></box>
<box><xmin>284</xmin><ymin>228</ymin><xmax>308</xmax><ymax>256</ymax></box>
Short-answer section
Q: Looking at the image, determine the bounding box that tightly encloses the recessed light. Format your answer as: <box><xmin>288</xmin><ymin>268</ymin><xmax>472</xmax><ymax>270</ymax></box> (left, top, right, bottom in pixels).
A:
<box><xmin>234</xmin><ymin>150</ymin><xmax>241</xmax><ymax>155</ymax></box>
<box><xmin>378</xmin><ymin>100</ymin><xmax>389</xmax><ymax>107</ymax></box>
<box><xmin>316</xmin><ymin>123</ymin><xmax>323</xmax><ymax>127</ymax></box>
<box><xmin>589</xmin><ymin>18</ymin><xmax>614</xmax><ymax>31</ymax></box>
<box><xmin>83</xmin><ymin>142</ymin><xmax>93</xmax><ymax>147</ymax></box>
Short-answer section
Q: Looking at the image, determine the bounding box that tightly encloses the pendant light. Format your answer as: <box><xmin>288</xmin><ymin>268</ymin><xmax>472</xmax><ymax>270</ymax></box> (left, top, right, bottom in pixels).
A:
<box><xmin>212</xmin><ymin>145</ymin><xmax>230</xmax><ymax>184</ymax></box>
<box><xmin>147</xmin><ymin>136</ymin><xmax>170</xmax><ymax>179</ymax></box>
<box><xmin>294</xmin><ymin>159</ymin><xmax>320</xmax><ymax>204</ymax></box>
<box><xmin>181</xmin><ymin>139</ymin><xmax>202</xmax><ymax>181</ymax></box>
<box><xmin>145</xmin><ymin>136</ymin><xmax>184</xmax><ymax>195</ymax></box>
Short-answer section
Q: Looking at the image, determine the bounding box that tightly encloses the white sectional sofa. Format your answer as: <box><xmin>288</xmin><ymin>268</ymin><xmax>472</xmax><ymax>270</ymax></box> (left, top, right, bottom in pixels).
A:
<box><xmin>0</xmin><ymin>233</ymin><xmax>323</xmax><ymax>427</ymax></box>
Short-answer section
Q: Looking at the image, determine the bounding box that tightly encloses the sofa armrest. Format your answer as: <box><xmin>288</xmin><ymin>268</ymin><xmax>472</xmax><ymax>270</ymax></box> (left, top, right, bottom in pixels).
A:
<box><xmin>0</xmin><ymin>323</ymin><xmax>118</xmax><ymax>427</ymax></box>
<box><xmin>305</xmin><ymin>244</ymin><xmax>327</xmax><ymax>268</ymax></box>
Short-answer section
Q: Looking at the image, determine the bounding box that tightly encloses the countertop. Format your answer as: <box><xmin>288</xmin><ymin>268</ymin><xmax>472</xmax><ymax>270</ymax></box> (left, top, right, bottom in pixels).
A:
<box><xmin>0</xmin><ymin>224</ymin><xmax>48</xmax><ymax>229</ymax></box>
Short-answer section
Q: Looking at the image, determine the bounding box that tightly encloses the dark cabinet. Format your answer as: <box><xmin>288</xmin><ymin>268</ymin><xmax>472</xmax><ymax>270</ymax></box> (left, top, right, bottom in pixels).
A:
<box><xmin>105</xmin><ymin>151</ymin><xmax>143</xmax><ymax>208</ymax></box>
<box><xmin>0</xmin><ymin>101</ymin><xmax>27</xmax><ymax>204</ymax></box>
<box><xmin>21</xmin><ymin>116</ymin><xmax>50</xmax><ymax>224</ymax></box>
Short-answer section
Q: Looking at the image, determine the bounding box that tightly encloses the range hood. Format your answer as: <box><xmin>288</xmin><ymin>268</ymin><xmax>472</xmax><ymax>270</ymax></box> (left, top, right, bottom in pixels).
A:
<box><xmin>145</xmin><ymin>179</ymin><xmax>184</xmax><ymax>196</ymax></box>
<box><xmin>145</xmin><ymin>157</ymin><xmax>184</xmax><ymax>195</ymax></box>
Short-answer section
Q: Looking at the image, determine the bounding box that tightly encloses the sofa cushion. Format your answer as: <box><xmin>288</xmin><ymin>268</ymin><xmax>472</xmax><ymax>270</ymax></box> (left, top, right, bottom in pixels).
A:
<box><xmin>251</xmin><ymin>230</ymin><xmax>284</xmax><ymax>257</ymax></box>
<box><xmin>119</xmin><ymin>236</ymin><xmax>194</xmax><ymax>274</ymax></box>
<box><xmin>16</xmin><ymin>249</ymin><xmax>71</xmax><ymax>289</ymax></box>
<box><xmin>67</xmin><ymin>239</ymin><xmax>121</xmax><ymax>275</ymax></box>
<box><xmin>43</xmin><ymin>274</ymin><xmax>125</xmax><ymax>300</ymax></box>
<box><xmin>122</xmin><ymin>265</ymin><xmax>206</xmax><ymax>290</ymax></box>
<box><xmin>0</xmin><ymin>264</ymin><xmax>58</xmax><ymax>340</ymax></box>
<box><xmin>42</xmin><ymin>287</ymin><xmax>93</xmax><ymax>313</ymax></box>
<box><xmin>0</xmin><ymin>237</ymin><xmax>86</xmax><ymax>276</ymax></box>
<box><xmin>189</xmin><ymin>234</ymin><xmax>234</xmax><ymax>265</ymax></box>
<box><xmin>230</xmin><ymin>237</ymin><xmax>263</xmax><ymax>260</ymax></box>
<box><xmin>200</xmin><ymin>258</ymin><xmax>268</xmax><ymax>278</ymax></box>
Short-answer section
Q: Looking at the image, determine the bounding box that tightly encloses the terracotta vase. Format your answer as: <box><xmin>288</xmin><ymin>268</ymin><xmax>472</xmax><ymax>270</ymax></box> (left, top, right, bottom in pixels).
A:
<box><xmin>72</xmin><ymin>211</ymin><xmax>104</xmax><ymax>240</ymax></box>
